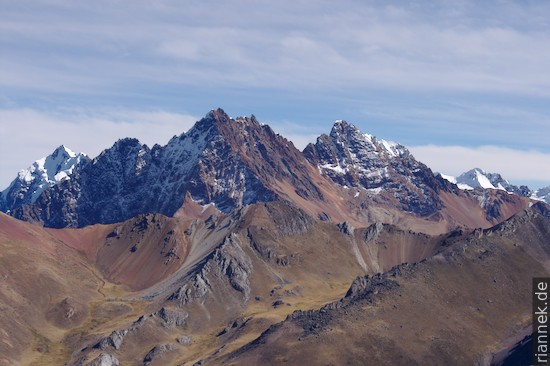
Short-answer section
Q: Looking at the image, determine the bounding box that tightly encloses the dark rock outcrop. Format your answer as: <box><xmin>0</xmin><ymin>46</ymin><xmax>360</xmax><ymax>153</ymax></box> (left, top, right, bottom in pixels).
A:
<box><xmin>94</xmin><ymin>330</ymin><xmax>127</xmax><ymax>351</ymax></box>
<box><xmin>87</xmin><ymin>353</ymin><xmax>120</xmax><ymax>366</ymax></box>
<box><xmin>143</xmin><ymin>344</ymin><xmax>175</xmax><ymax>365</ymax></box>
<box><xmin>304</xmin><ymin>120</ymin><xmax>447</xmax><ymax>216</ymax></box>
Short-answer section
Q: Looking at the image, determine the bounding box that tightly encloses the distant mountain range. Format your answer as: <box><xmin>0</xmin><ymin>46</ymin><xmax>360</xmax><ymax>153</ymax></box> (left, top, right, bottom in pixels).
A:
<box><xmin>0</xmin><ymin>108</ymin><xmax>533</xmax><ymax>229</ymax></box>
<box><xmin>440</xmin><ymin>167</ymin><xmax>549</xmax><ymax>203</ymax></box>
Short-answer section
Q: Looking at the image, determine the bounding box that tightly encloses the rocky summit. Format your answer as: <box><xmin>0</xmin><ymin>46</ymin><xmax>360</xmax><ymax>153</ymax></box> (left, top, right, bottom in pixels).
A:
<box><xmin>303</xmin><ymin>120</ymin><xmax>448</xmax><ymax>216</ymax></box>
<box><xmin>6</xmin><ymin>110</ymin><xmax>331</xmax><ymax>228</ymax></box>
<box><xmin>0</xmin><ymin>109</ymin><xmax>546</xmax><ymax>366</ymax></box>
<box><xmin>0</xmin><ymin>145</ymin><xmax>89</xmax><ymax>213</ymax></box>
<box><xmin>442</xmin><ymin>168</ymin><xmax>532</xmax><ymax>197</ymax></box>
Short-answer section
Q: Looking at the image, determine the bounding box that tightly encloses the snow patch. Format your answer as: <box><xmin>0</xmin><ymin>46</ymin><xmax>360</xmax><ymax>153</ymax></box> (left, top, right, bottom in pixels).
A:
<box><xmin>320</xmin><ymin>163</ymin><xmax>347</xmax><ymax>174</ymax></box>
<box><xmin>363</xmin><ymin>133</ymin><xmax>374</xmax><ymax>144</ymax></box>
<box><xmin>440</xmin><ymin>174</ymin><xmax>457</xmax><ymax>184</ymax></box>
<box><xmin>201</xmin><ymin>202</ymin><xmax>216</xmax><ymax>213</ymax></box>
<box><xmin>474</xmin><ymin>169</ymin><xmax>496</xmax><ymax>189</ymax></box>
<box><xmin>379</xmin><ymin>139</ymin><xmax>398</xmax><ymax>157</ymax></box>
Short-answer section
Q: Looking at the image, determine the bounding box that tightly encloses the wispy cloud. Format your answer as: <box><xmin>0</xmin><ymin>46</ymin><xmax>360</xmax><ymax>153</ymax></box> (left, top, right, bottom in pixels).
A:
<box><xmin>268</xmin><ymin>119</ymin><xmax>326</xmax><ymax>150</ymax></box>
<box><xmin>356</xmin><ymin>96</ymin><xmax>550</xmax><ymax>151</ymax></box>
<box><xmin>2</xmin><ymin>1</ymin><xmax>550</xmax><ymax>94</ymax></box>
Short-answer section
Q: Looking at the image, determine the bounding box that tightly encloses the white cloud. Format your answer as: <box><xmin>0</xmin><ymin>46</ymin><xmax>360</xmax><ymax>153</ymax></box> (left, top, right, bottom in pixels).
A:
<box><xmin>2</xmin><ymin>1</ymin><xmax>550</xmax><ymax>95</ymax></box>
<box><xmin>409</xmin><ymin>145</ymin><xmax>550</xmax><ymax>188</ymax></box>
<box><xmin>0</xmin><ymin>108</ymin><xmax>198</xmax><ymax>188</ymax></box>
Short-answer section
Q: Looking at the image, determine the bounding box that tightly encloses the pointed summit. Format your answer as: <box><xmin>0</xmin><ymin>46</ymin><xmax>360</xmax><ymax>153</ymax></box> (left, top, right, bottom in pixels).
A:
<box><xmin>442</xmin><ymin>168</ymin><xmax>532</xmax><ymax>197</ymax></box>
<box><xmin>456</xmin><ymin>168</ymin><xmax>497</xmax><ymax>190</ymax></box>
<box><xmin>188</xmin><ymin>108</ymin><xmax>232</xmax><ymax>138</ymax></box>
<box><xmin>0</xmin><ymin>145</ymin><xmax>89</xmax><ymax>211</ymax></box>
<box><xmin>329</xmin><ymin>120</ymin><xmax>365</xmax><ymax>143</ymax></box>
<box><xmin>202</xmin><ymin>108</ymin><xmax>230</xmax><ymax>126</ymax></box>
<box><xmin>7</xmin><ymin>110</ymin><xmax>323</xmax><ymax>227</ymax></box>
<box><xmin>304</xmin><ymin>119</ymin><xmax>444</xmax><ymax>215</ymax></box>
<box><xmin>331</xmin><ymin>119</ymin><xmax>358</xmax><ymax>132</ymax></box>
<box><xmin>51</xmin><ymin>145</ymin><xmax>78</xmax><ymax>159</ymax></box>
<box><xmin>193</xmin><ymin>108</ymin><xmax>262</xmax><ymax>136</ymax></box>
<box><xmin>206</xmin><ymin>107</ymin><xmax>228</xmax><ymax>119</ymax></box>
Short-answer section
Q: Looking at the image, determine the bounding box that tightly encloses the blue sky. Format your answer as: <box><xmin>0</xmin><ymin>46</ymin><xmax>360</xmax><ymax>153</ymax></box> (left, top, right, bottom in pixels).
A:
<box><xmin>1</xmin><ymin>0</ymin><xmax>550</xmax><ymax>189</ymax></box>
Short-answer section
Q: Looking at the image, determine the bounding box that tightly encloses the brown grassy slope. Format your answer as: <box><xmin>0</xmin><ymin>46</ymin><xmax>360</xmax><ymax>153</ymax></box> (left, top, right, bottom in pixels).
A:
<box><xmin>58</xmin><ymin>201</ymin><xmax>454</xmax><ymax>365</ymax></box>
<box><xmin>0</xmin><ymin>196</ymin><xmax>537</xmax><ymax>366</ymax></box>
<box><xmin>94</xmin><ymin>214</ymin><xmax>191</xmax><ymax>291</ymax></box>
<box><xmin>217</xmin><ymin>205</ymin><xmax>550</xmax><ymax>366</ymax></box>
<box><xmin>0</xmin><ymin>210</ymin><xmax>199</xmax><ymax>365</ymax></box>
<box><xmin>0</xmin><ymin>213</ymin><xmax>105</xmax><ymax>366</ymax></box>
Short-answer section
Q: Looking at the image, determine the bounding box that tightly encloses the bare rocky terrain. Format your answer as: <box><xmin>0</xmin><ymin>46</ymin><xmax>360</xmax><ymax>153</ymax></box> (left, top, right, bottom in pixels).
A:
<box><xmin>217</xmin><ymin>203</ymin><xmax>550</xmax><ymax>365</ymax></box>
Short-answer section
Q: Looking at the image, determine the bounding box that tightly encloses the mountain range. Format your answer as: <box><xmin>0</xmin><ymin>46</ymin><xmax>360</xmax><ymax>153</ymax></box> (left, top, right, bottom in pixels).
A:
<box><xmin>0</xmin><ymin>109</ymin><xmax>534</xmax><ymax>230</ymax></box>
<box><xmin>0</xmin><ymin>108</ymin><xmax>547</xmax><ymax>366</ymax></box>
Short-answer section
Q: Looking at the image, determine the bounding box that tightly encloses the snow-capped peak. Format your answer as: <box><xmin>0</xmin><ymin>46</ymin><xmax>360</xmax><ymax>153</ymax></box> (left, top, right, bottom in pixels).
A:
<box><xmin>378</xmin><ymin>138</ymin><xmax>401</xmax><ymax>158</ymax></box>
<box><xmin>441</xmin><ymin>168</ymin><xmax>535</xmax><ymax>199</ymax></box>
<box><xmin>471</xmin><ymin>168</ymin><xmax>496</xmax><ymax>190</ymax></box>
<box><xmin>1</xmin><ymin>145</ymin><xmax>89</xmax><ymax>207</ymax></box>
<box><xmin>53</xmin><ymin>145</ymin><xmax>78</xmax><ymax>158</ymax></box>
<box><xmin>440</xmin><ymin>174</ymin><xmax>457</xmax><ymax>184</ymax></box>
<box><xmin>531</xmin><ymin>186</ymin><xmax>550</xmax><ymax>204</ymax></box>
<box><xmin>442</xmin><ymin>168</ymin><xmax>500</xmax><ymax>191</ymax></box>
<box><xmin>23</xmin><ymin>145</ymin><xmax>86</xmax><ymax>185</ymax></box>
